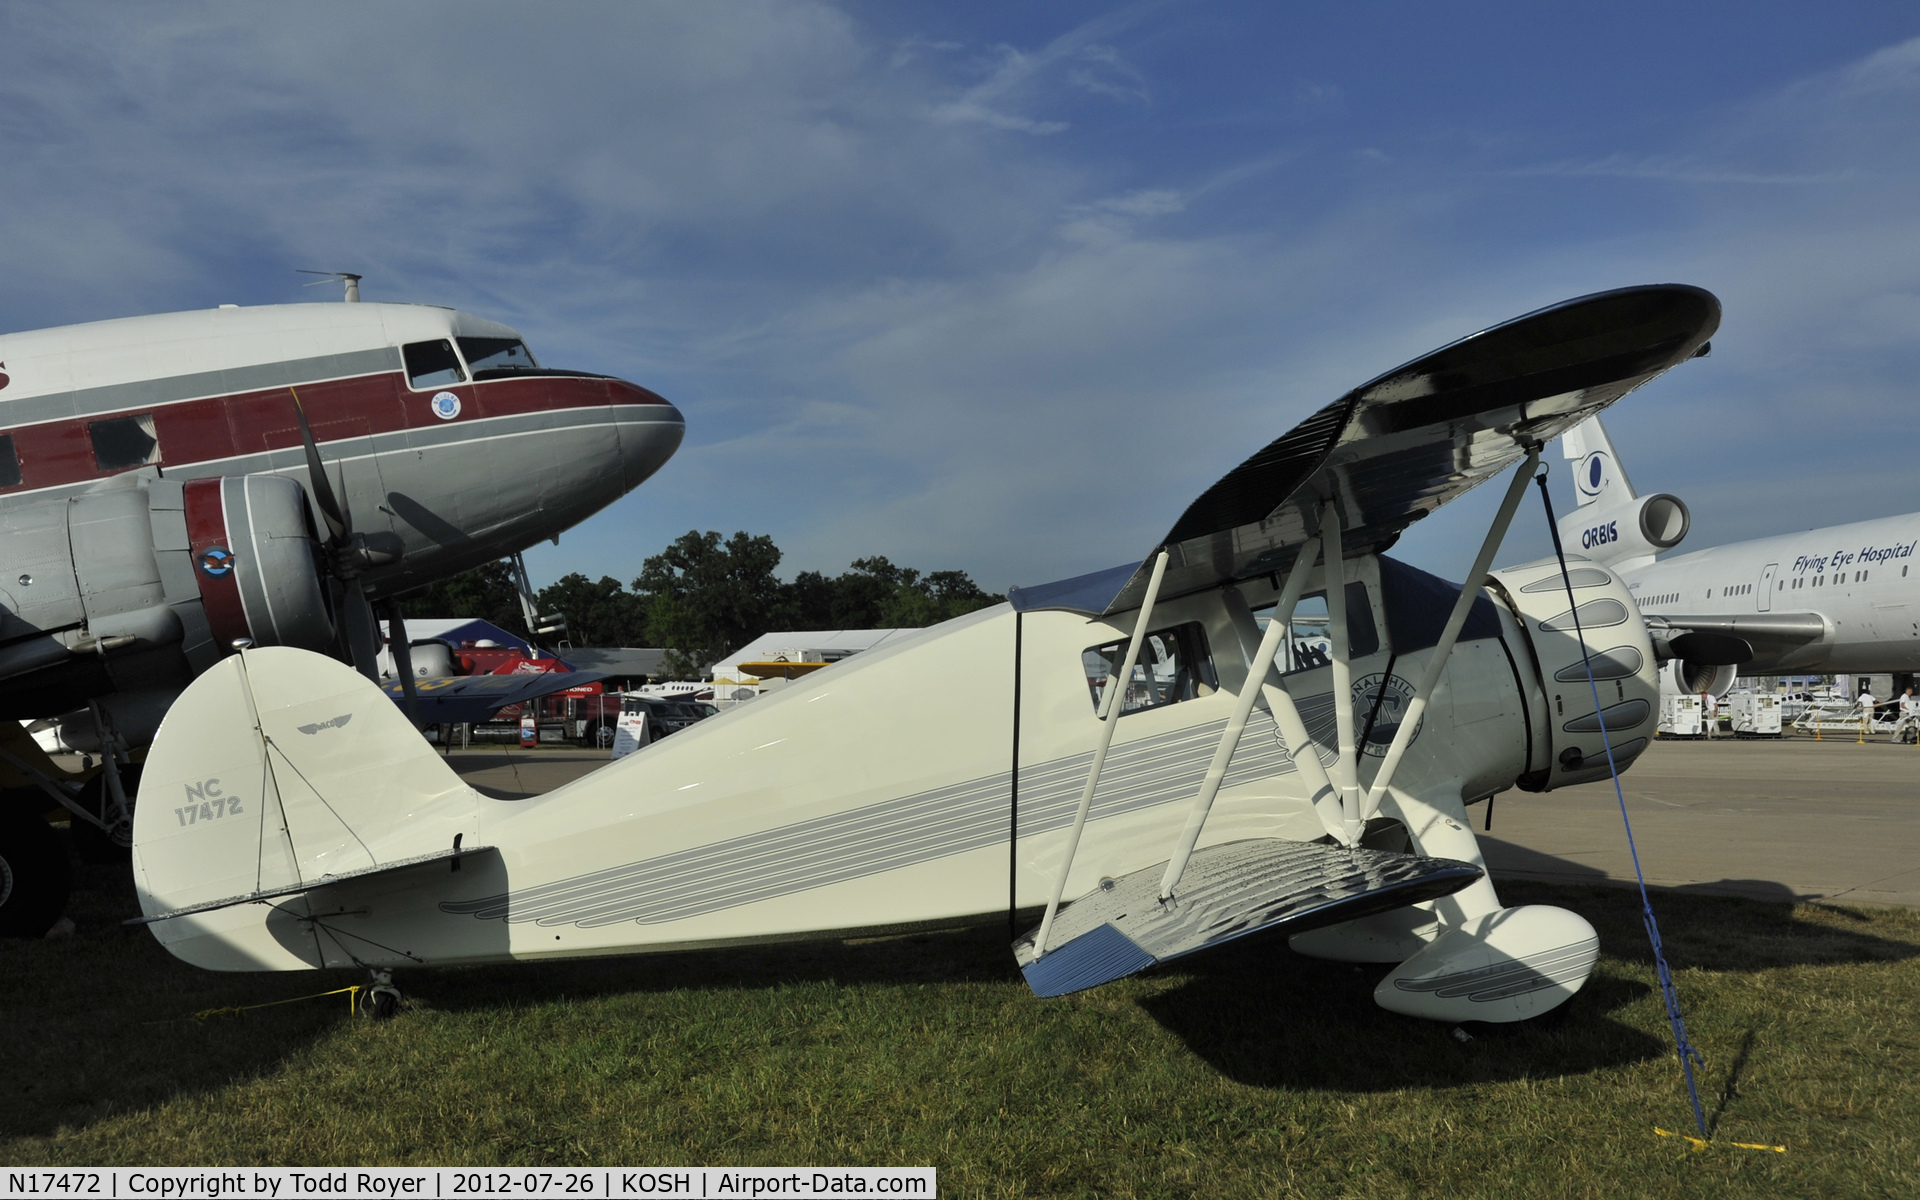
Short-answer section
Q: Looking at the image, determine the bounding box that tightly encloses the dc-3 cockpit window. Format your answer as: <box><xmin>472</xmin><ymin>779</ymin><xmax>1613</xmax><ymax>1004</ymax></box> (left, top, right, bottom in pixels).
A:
<box><xmin>1260</xmin><ymin>583</ymin><xmax>1379</xmax><ymax>674</ymax></box>
<box><xmin>0</xmin><ymin>435</ymin><xmax>19</xmax><ymax>488</ymax></box>
<box><xmin>458</xmin><ymin>337</ymin><xmax>540</xmax><ymax>379</ymax></box>
<box><xmin>1083</xmin><ymin>622</ymin><xmax>1217</xmax><ymax>716</ymax></box>
<box><xmin>403</xmin><ymin>339</ymin><xmax>466</xmax><ymax>389</ymax></box>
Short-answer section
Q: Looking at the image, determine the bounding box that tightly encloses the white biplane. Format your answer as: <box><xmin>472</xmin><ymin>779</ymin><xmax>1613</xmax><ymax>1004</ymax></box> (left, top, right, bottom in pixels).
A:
<box><xmin>130</xmin><ymin>285</ymin><xmax>1720</xmax><ymax>1024</ymax></box>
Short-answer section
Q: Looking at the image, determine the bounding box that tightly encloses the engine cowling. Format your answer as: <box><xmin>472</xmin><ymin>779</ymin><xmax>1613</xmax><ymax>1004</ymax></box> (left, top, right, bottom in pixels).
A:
<box><xmin>0</xmin><ymin>473</ymin><xmax>336</xmax><ymax>723</ymax></box>
<box><xmin>1486</xmin><ymin>557</ymin><xmax>1661</xmax><ymax>791</ymax></box>
<box><xmin>1555</xmin><ymin>492</ymin><xmax>1688</xmax><ymax>568</ymax></box>
<box><xmin>179</xmin><ymin>475</ymin><xmax>334</xmax><ymax>654</ymax></box>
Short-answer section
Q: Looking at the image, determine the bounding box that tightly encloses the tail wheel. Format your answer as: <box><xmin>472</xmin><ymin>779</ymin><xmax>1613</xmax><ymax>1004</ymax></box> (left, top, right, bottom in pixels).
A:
<box><xmin>0</xmin><ymin>808</ymin><xmax>71</xmax><ymax>938</ymax></box>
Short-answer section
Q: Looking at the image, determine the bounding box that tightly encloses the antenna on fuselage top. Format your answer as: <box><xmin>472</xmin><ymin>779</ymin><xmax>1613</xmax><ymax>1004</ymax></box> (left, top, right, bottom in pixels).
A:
<box><xmin>297</xmin><ymin>270</ymin><xmax>362</xmax><ymax>302</ymax></box>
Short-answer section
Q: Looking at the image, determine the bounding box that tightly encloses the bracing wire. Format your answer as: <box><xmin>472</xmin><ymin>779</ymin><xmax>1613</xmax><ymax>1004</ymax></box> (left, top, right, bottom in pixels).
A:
<box><xmin>1535</xmin><ymin>467</ymin><xmax>1708</xmax><ymax>1137</ymax></box>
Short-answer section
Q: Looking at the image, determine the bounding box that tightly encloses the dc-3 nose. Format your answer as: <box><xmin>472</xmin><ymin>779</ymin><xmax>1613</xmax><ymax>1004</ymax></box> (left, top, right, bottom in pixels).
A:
<box><xmin>606</xmin><ymin>378</ymin><xmax>685</xmax><ymax>490</ymax></box>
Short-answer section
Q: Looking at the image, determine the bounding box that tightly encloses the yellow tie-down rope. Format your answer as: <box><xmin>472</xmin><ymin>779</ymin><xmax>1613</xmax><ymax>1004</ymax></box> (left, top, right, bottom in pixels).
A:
<box><xmin>1655</xmin><ymin>1127</ymin><xmax>1787</xmax><ymax>1154</ymax></box>
<box><xmin>184</xmin><ymin>985</ymin><xmax>363</xmax><ymax>1022</ymax></box>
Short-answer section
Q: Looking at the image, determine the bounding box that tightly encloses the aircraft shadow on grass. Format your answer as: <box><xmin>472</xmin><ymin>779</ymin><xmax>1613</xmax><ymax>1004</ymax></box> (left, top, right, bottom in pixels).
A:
<box><xmin>12</xmin><ymin>856</ymin><xmax>1917</xmax><ymax>1139</ymax></box>
<box><xmin>1137</xmin><ymin>878</ymin><xmax>1920</xmax><ymax>1092</ymax></box>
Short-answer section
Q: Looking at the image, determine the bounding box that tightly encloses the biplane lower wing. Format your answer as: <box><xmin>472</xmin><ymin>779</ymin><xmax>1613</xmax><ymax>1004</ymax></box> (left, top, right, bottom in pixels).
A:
<box><xmin>1012</xmin><ymin>839</ymin><xmax>1483</xmax><ymax>997</ymax></box>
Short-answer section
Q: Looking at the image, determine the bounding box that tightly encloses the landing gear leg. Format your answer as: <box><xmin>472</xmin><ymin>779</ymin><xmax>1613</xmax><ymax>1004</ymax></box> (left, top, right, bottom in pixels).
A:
<box><xmin>360</xmin><ymin>968</ymin><xmax>402</xmax><ymax>1020</ymax></box>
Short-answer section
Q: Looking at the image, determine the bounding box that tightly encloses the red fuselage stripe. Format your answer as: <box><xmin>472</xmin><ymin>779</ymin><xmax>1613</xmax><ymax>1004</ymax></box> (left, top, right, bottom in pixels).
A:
<box><xmin>0</xmin><ymin>372</ymin><xmax>668</xmax><ymax>495</ymax></box>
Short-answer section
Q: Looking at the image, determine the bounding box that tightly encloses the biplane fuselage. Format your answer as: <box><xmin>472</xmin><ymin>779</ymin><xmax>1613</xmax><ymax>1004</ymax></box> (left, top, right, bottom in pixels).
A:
<box><xmin>132</xmin><ymin>284</ymin><xmax>1718</xmax><ymax>1023</ymax></box>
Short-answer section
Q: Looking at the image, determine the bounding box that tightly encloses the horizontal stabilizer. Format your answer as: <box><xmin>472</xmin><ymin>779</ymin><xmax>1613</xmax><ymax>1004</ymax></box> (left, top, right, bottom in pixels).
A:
<box><xmin>1012</xmin><ymin>838</ymin><xmax>1481</xmax><ymax>997</ymax></box>
<box><xmin>125</xmin><ymin>843</ymin><xmax>494</xmax><ymax>925</ymax></box>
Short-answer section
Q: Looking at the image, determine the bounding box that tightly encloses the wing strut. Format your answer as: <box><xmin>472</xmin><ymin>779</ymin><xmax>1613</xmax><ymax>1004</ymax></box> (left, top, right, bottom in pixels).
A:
<box><xmin>1358</xmin><ymin>450</ymin><xmax>1540</xmax><ymax>824</ymax></box>
<box><xmin>1030</xmin><ymin>550</ymin><xmax>1170</xmax><ymax>961</ymax></box>
<box><xmin>1159</xmin><ymin>542</ymin><xmax>1320</xmax><ymax>898</ymax></box>
<box><xmin>1322</xmin><ymin>502</ymin><xmax>1364</xmax><ymax>840</ymax></box>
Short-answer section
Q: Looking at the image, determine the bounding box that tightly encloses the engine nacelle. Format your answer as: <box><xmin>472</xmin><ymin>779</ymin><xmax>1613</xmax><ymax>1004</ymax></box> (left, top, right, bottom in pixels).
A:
<box><xmin>1555</xmin><ymin>492</ymin><xmax>1688</xmax><ymax>569</ymax></box>
<box><xmin>0</xmin><ymin>472</ymin><xmax>336</xmax><ymax>720</ymax></box>
<box><xmin>180</xmin><ymin>475</ymin><xmax>334</xmax><ymax>654</ymax></box>
<box><xmin>1486</xmin><ymin>557</ymin><xmax>1661</xmax><ymax>791</ymax></box>
<box><xmin>1660</xmin><ymin>658</ymin><xmax>1737</xmax><ymax>698</ymax></box>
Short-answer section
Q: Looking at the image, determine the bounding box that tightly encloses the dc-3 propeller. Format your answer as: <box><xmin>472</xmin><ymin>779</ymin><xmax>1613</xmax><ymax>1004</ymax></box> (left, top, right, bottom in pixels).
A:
<box><xmin>288</xmin><ymin>389</ymin><xmax>422</xmax><ymax>722</ymax></box>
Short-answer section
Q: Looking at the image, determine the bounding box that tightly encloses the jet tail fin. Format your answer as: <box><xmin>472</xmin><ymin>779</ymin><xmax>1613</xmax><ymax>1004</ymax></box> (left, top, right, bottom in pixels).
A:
<box><xmin>1562</xmin><ymin>415</ymin><xmax>1636</xmax><ymax>509</ymax></box>
<box><xmin>132</xmin><ymin>647</ymin><xmax>481</xmax><ymax>936</ymax></box>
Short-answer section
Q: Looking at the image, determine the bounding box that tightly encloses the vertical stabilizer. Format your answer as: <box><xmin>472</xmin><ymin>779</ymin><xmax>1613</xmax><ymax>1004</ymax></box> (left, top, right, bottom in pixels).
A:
<box><xmin>1561</xmin><ymin>416</ymin><xmax>1636</xmax><ymax>509</ymax></box>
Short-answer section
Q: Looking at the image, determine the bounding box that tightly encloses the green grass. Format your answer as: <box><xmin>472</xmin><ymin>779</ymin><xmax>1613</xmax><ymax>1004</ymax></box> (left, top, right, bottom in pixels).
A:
<box><xmin>4</xmin><ymin>857</ymin><xmax>1919</xmax><ymax>1198</ymax></box>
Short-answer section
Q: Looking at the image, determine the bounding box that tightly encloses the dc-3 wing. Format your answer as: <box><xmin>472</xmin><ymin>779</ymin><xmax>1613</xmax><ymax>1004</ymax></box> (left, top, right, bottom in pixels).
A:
<box><xmin>377</xmin><ymin>669</ymin><xmax>612</xmax><ymax>725</ymax></box>
<box><xmin>1010</xmin><ymin>284</ymin><xmax>1721</xmax><ymax>616</ymax></box>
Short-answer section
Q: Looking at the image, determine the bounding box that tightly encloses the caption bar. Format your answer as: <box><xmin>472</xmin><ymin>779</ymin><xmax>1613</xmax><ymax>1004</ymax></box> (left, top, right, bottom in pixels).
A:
<box><xmin>1</xmin><ymin>1170</ymin><xmax>935</xmax><ymax>1200</ymax></box>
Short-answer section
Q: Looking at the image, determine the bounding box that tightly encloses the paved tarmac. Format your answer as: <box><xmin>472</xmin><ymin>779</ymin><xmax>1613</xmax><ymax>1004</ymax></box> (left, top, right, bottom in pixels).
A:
<box><xmin>446</xmin><ymin>733</ymin><xmax>1920</xmax><ymax>908</ymax></box>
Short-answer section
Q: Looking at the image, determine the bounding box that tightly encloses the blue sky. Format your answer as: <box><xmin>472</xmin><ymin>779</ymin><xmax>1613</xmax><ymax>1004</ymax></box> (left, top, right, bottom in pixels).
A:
<box><xmin>4</xmin><ymin>2</ymin><xmax>1918</xmax><ymax>593</ymax></box>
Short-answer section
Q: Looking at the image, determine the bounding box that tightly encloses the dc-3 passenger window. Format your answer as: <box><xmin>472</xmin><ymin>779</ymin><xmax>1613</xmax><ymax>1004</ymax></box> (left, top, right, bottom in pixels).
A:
<box><xmin>458</xmin><ymin>337</ymin><xmax>539</xmax><ymax>378</ymax></box>
<box><xmin>89</xmin><ymin>414</ymin><xmax>161</xmax><ymax>471</ymax></box>
<box><xmin>1259</xmin><ymin>583</ymin><xmax>1379</xmax><ymax>674</ymax></box>
<box><xmin>1083</xmin><ymin>622</ymin><xmax>1217</xmax><ymax>716</ymax></box>
<box><xmin>403</xmin><ymin>339</ymin><xmax>466</xmax><ymax>389</ymax></box>
<box><xmin>0</xmin><ymin>435</ymin><xmax>19</xmax><ymax>487</ymax></box>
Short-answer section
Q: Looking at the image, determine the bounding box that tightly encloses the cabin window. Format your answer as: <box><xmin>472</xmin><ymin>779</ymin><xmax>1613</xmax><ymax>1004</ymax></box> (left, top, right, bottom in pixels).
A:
<box><xmin>458</xmin><ymin>337</ymin><xmax>539</xmax><ymax>378</ymax></box>
<box><xmin>1256</xmin><ymin>582</ymin><xmax>1380</xmax><ymax>674</ymax></box>
<box><xmin>403</xmin><ymin>339</ymin><xmax>466</xmax><ymax>389</ymax></box>
<box><xmin>0</xmin><ymin>435</ymin><xmax>18</xmax><ymax>488</ymax></box>
<box><xmin>89</xmin><ymin>414</ymin><xmax>161</xmax><ymax>470</ymax></box>
<box><xmin>1083</xmin><ymin>622</ymin><xmax>1216</xmax><ymax>716</ymax></box>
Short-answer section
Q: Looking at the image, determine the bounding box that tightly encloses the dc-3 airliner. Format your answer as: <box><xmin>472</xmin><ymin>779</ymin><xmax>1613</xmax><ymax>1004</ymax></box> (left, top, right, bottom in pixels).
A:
<box><xmin>132</xmin><ymin>285</ymin><xmax>1719</xmax><ymax>1026</ymax></box>
<box><xmin>0</xmin><ymin>286</ymin><xmax>683</xmax><ymax>936</ymax></box>
<box><xmin>1555</xmin><ymin>415</ymin><xmax>1920</xmax><ymax>694</ymax></box>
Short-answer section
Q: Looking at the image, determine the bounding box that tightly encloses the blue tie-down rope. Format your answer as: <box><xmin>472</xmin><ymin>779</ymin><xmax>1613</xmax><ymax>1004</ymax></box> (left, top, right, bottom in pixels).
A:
<box><xmin>1534</xmin><ymin>467</ymin><xmax>1708</xmax><ymax>1139</ymax></box>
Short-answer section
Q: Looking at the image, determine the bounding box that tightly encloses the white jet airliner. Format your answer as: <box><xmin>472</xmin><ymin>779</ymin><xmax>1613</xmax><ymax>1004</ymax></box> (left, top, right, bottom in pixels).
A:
<box><xmin>1557</xmin><ymin>415</ymin><xmax>1920</xmax><ymax>692</ymax></box>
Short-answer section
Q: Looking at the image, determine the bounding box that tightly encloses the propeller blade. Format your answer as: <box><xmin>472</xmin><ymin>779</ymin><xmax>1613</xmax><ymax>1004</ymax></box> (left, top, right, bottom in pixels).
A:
<box><xmin>339</xmin><ymin>578</ymin><xmax>382</xmax><ymax>682</ymax></box>
<box><xmin>288</xmin><ymin>387</ymin><xmax>351</xmax><ymax>546</ymax></box>
<box><xmin>383</xmin><ymin>599</ymin><xmax>423</xmax><ymax>726</ymax></box>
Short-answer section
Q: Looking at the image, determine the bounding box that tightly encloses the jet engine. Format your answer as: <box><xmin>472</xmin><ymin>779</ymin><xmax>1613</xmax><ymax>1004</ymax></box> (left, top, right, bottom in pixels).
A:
<box><xmin>1660</xmin><ymin>659</ymin><xmax>1737</xmax><ymax>698</ymax></box>
<box><xmin>1555</xmin><ymin>492</ymin><xmax>1688</xmax><ymax>570</ymax></box>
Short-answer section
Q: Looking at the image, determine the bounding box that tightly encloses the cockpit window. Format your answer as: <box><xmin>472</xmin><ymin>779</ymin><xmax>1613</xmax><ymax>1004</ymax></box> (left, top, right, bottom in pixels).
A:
<box><xmin>1083</xmin><ymin>622</ymin><xmax>1216</xmax><ymax>716</ymax></box>
<box><xmin>0</xmin><ymin>435</ymin><xmax>20</xmax><ymax>488</ymax></box>
<box><xmin>403</xmin><ymin>339</ymin><xmax>466</xmax><ymax>389</ymax></box>
<box><xmin>458</xmin><ymin>337</ymin><xmax>539</xmax><ymax>378</ymax></box>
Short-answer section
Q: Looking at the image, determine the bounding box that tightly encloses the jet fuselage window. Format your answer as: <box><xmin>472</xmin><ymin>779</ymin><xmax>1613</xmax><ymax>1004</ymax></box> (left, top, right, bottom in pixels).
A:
<box><xmin>89</xmin><ymin>414</ymin><xmax>161</xmax><ymax>471</ymax></box>
<box><xmin>1083</xmin><ymin>622</ymin><xmax>1217</xmax><ymax>716</ymax></box>
<box><xmin>0</xmin><ymin>435</ymin><xmax>19</xmax><ymax>488</ymax></box>
<box><xmin>403</xmin><ymin>339</ymin><xmax>467</xmax><ymax>389</ymax></box>
<box><xmin>458</xmin><ymin>337</ymin><xmax>540</xmax><ymax>379</ymax></box>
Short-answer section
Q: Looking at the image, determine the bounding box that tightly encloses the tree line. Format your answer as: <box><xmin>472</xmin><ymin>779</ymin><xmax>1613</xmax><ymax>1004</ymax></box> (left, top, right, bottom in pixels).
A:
<box><xmin>403</xmin><ymin>530</ymin><xmax>1004</xmax><ymax>677</ymax></box>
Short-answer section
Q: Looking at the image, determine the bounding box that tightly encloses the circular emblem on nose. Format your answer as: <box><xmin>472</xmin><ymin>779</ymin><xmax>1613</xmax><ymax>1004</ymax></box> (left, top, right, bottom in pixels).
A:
<box><xmin>431</xmin><ymin>391</ymin><xmax>462</xmax><ymax>420</ymax></box>
<box><xmin>198</xmin><ymin>546</ymin><xmax>235</xmax><ymax>577</ymax></box>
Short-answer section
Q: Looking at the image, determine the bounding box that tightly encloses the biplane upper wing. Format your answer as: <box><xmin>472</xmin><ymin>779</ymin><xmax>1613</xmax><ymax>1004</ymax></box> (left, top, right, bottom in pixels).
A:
<box><xmin>1010</xmin><ymin>284</ymin><xmax>1720</xmax><ymax>615</ymax></box>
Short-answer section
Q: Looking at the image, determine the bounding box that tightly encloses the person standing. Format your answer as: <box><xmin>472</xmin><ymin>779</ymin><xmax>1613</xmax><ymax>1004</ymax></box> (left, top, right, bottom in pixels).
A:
<box><xmin>1858</xmin><ymin>682</ymin><xmax>1877</xmax><ymax>742</ymax></box>
<box><xmin>1895</xmin><ymin>686</ymin><xmax>1919</xmax><ymax>743</ymax></box>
